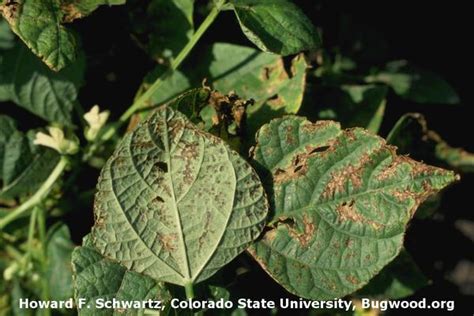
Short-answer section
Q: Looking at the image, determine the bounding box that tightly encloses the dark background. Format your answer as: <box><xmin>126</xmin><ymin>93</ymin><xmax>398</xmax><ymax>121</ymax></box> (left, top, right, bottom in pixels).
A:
<box><xmin>7</xmin><ymin>1</ymin><xmax>468</xmax><ymax>314</ymax></box>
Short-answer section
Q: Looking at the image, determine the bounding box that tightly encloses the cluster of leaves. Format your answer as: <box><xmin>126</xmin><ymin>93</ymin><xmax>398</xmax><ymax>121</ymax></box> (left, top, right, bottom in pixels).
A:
<box><xmin>0</xmin><ymin>0</ymin><xmax>472</xmax><ymax>315</ymax></box>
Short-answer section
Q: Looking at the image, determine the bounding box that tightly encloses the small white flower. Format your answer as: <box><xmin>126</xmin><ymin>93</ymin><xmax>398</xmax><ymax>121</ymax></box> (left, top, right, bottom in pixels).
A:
<box><xmin>34</xmin><ymin>126</ymin><xmax>78</xmax><ymax>155</ymax></box>
<box><xmin>84</xmin><ymin>105</ymin><xmax>110</xmax><ymax>141</ymax></box>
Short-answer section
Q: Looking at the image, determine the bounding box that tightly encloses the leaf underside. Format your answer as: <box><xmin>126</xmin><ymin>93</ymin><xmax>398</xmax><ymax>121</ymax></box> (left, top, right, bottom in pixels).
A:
<box><xmin>91</xmin><ymin>106</ymin><xmax>268</xmax><ymax>286</ymax></box>
<box><xmin>248</xmin><ymin>116</ymin><xmax>457</xmax><ymax>299</ymax></box>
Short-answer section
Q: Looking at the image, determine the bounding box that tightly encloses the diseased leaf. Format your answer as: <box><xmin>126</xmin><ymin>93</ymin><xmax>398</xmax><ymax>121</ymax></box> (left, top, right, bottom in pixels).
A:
<box><xmin>0</xmin><ymin>0</ymin><xmax>123</xmax><ymax>70</ymax></box>
<box><xmin>91</xmin><ymin>106</ymin><xmax>268</xmax><ymax>286</ymax></box>
<box><xmin>61</xmin><ymin>0</ymin><xmax>126</xmax><ymax>21</ymax></box>
<box><xmin>130</xmin><ymin>0</ymin><xmax>193</xmax><ymax>61</ymax></box>
<box><xmin>0</xmin><ymin>115</ymin><xmax>60</xmax><ymax>200</ymax></box>
<box><xmin>356</xmin><ymin>249</ymin><xmax>428</xmax><ymax>299</ymax></box>
<box><xmin>387</xmin><ymin>113</ymin><xmax>474</xmax><ymax>173</ymax></box>
<box><xmin>248</xmin><ymin>116</ymin><xmax>457</xmax><ymax>299</ymax></box>
<box><xmin>366</xmin><ymin>61</ymin><xmax>459</xmax><ymax>104</ymax></box>
<box><xmin>46</xmin><ymin>224</ymin><xmax>75</xmax><ymax>301</ymax></box>
<box><xmin>72</xmin><ymin>235</ymin><xmax>170</xmax><ymax>316</ymax></box>
<box><xmin>200</xmin><ymin>43</ymin><xmax>307</xmax><ymax>134</ymax></box>
<box><xmin>0</xmin><ymin>42</ymin><xmax>84</xmax><ymax>123</ymax></box>
<box><xmin>229</xmin><ymin>0</ymin><xmax>320</xmax><ymax>56</ymax></box>
<box><xmin>136</xmin><ymin>43</ymin><xmax>307</xmax><ymax>136</ymax></box>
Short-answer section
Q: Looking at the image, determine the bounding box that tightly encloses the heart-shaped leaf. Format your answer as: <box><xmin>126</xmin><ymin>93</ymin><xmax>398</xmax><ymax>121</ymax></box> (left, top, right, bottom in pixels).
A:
<box><xmin>229</xmin><ymin>0</ymin><xmax>321</xmax><ymax>56</ymax></box>
<box><xmin>248</xmin><ymin>116</ymin><xmax>457</xmax><ymax>299</ymax></box>
<box><xmin>91</xmin><ymin>106</ymin><xmax>268</xmax><ymax>286</ymax></box>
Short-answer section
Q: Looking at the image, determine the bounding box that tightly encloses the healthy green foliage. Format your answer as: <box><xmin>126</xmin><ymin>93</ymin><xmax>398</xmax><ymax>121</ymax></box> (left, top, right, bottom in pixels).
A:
<box><xmin>248</xmin><ymin>116</ymin><xmax>457</xmax><ymax>299</ymax></box>
<box><xmin>0</xmin><ymin>0</ymin><xmax>124</xmax><ymax>71</ymax></box>
<box><xmin>72</xmin><ymin>235</ymin><xmax>170</xmax><ymax>315</ymax></box>
<box><xmin>0</xmin><ymin>43</ymin><xmax>84</xmax><ymax>123</ymax></box>
<box><xmin>90</xmin><ymin>106</ymin><xmax>268</xmax><ymax>286</ymax></box>
<box><xmin>130</xmin><ymin>0</ymin><xmax>194</xmax><ymax>61</ymax></box>
<box><xmin>0</xmin><ymin>115</ymin><xmax>60</xmax><ymax>200</ymax></box>
<box><xmin>45</xmin><ymin>224</ymin><xmax>75</xmax><ymax>301</ymax></box>
<box><xmin>0</xmin><ymin>19</ymin><xmax>14</xmax><ymax>49</ymax></box>
<box><xmin>366</xmin><ymin>61</ymin><xmax>459</xmax><ymax>104</ymax></box>
<box><xmin>229</xmin><ymin>0</ymin><xmax>321</xmax><ymax>55</ymax></box>
<box><xmin>317</xmin><ymin>84</ymin><xmax>387</xmax><ymax>134</ymax></box>
<box><xmin>143</xmin><ymin>66</ymin><xmax>191</xmax><ymax>107</ymax></box>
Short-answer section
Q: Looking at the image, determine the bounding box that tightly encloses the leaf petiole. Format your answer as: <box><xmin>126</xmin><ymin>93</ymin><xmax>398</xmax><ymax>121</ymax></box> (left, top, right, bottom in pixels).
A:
<box><xmin>184</xmin><ymin>282</ymin><xmax>195</xmax><ymax>300</ymax></box>
<box><xmin>0</xmin><ymin>156</ymin><xmax>68</xmax><ymax>230</ymax></box>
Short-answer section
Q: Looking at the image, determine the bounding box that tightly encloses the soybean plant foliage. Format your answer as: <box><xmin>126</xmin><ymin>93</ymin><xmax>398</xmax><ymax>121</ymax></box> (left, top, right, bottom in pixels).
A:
<box><xmin>0</xmin><ymin>0</ymin><xmax>470</xmax><ymax>315</ymax></box>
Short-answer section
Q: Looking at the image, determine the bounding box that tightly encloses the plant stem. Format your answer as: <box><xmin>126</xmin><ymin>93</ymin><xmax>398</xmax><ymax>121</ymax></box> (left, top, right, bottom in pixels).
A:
<box><xmin>27</xmin><ymin>207</ymin><xmax>38</xmax><ymax>254</ymax></box>
<box><xmin>0</xmin><ymin>156</ymin><xmax>68</xmax><ymax>230</ymax></box>
<box><xmin>37</xmin><ymin>206</ymin><xmax>51</xmax><ymax>316</ymax></box>
<box><xmin>98</xmin><ymin>4</ymin><xmax>222</xmax><ymax>144</ymax></box>
<box><xmin>184</xmin><ymin>282</ymin><xmax>195</xmax><ymax>300</ymax></box>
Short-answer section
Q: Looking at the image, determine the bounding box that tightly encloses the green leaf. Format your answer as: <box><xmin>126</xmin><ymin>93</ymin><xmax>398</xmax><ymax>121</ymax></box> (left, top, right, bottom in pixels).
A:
<box><xmin>10</xmin><ymin>280</ymin><xmax>32</xmax><ymax>316</ymax></box>
<box><xmin>356</xmin><ymin>249</ymin><xmax>428</xmax><ymax>299</ymax></box>
<box><xmin>46</xmin><ymin>223</ymin><xmax>75</xmax><ymax>301</ymax></box>
<box><xmin>387</xmin><ymin>113</ymin><xmax>474</xmax><ymax>173</ymax></box>
<box><xmin>367</xmin><ymin>61</ymin><xmax>459</xmax><ymax>104</ymax></box>
<box><xmin>144</xmin><ymin>66</ymin><xmax>191</xmax><ymax>107</ymax></box>
<box><xmin>248</xmin><ymin>116</ymin><xmax>457</xmax><ymax>299</ymax></box>
<box><xmin>0</xmin><ymin>18</ymin><xmax>15</xmax><ymax>50</ymax></box>
<box><xmin>0</xmin><ymin>0</ymin><xmax>123</xmax><ymax>71</ymax></box>
<box><xmin>229</xmin><ymin>0</ymin><xmax>321</xmax><ymax>56</ymax></box>
<box><xmin>0</xmin><ymin>42</ymin><xmax>84</xmax><ymax>123</ymax></box>
<box><xmin>318</xmin><ymin>85</ymin><xmax>387</xmax><ymax>134</ymax></box>
<box><xmin>130</xmin><ymin>0</ymin><xmax>194</xmax><ymax>61</ymax></box>
<box><xmin>91</xmin><ymin>106</ymin><xmax>268</xmax><ymax>286</ymax></box>
<box><xmin>72</xmin><ymin>235</ymin><xmax>170</xmax><ymax>315</ymax></box>
<box><xmin>0</xmin><ymin>115</ymin><xmax>60</xmax><ymax>200</ymax></box>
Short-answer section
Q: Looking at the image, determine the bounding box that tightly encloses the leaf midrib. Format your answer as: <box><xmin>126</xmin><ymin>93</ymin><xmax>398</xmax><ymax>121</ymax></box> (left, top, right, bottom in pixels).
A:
<box><xmin>162</xmin><ymin>114</ymin><xmax>192</xmax><ymax>282</ymax></box>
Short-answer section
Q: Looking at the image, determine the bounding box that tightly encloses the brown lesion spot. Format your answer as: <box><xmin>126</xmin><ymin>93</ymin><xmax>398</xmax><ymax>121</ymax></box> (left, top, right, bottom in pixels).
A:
<box><xmin>273</xmin><ymin>144</ymin><xmax>335</xmax><ymax>184</ymax></box>
<box><xmin>346</xmin><ymin>274</ymin><xmax>359</xmax><ymax>285</ymax></box>
<box><xmin>275</xmin><ymin>214</ymin><xmax>316</xmax><ymax>247</ymax></box>
<box><xmin>61</xmin><ymin>1</ymin><xmax>85</xmax><ymax>23</ymax></box>
<box><xmin>1</xmin><ymin>0</ymin><xmax>21</xmax><ymax>21</ymax></box>
<box><xmin>322</xmin><ymin>153</ymin><xmax>370</xmax><ymax>199</ymax></box>
<box><xmin>160</xmin><ymin>234</ymin><xmax>177</xmax><ymax>252</ymax></box>
<box><xmin>336</xmin><ymin>200</ymin><xmax>383</xmax><ymax>230</ymax></box>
